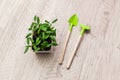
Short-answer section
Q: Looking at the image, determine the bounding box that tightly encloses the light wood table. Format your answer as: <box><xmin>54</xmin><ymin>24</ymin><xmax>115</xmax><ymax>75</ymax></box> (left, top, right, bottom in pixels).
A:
<box><xmin>0</xmin><ymin>0</ymin><xmax>120</xmax><ymax>80</ymax></box>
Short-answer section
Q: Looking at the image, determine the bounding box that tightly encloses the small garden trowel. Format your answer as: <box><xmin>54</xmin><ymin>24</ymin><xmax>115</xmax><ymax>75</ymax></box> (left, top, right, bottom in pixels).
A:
<box><xmin>58</xmin><ymin>14</ymin><xmax>79</xmax><ymax>65</ymax></box>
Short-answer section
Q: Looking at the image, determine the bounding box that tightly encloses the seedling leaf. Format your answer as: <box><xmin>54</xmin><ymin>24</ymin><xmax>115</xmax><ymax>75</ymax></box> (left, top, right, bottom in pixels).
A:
<box><xmin>52</xmin><ymin>19</ymin><xmax>58</xmax><ymax>23</ymax></box>
<box><xmin>37</xmin><ymin>17</ymin><xmax>40</xmax><ymax>23</ymax></box>
<box><xmin>27</xmin><ymin>38</ymin><xmax>30</xmax><ymax>44</ymax></box>
<box><xmin>34</xmin><ymin>15</ymin><xmax>37</xmax><ymax>21</ymax></box>
<box><xmin>41</xmin><ymin>25</ymin><xmax>47</xmax><ymax>31</ymax></box>
<box><xmin>29</xmin><ymin>38</ymin><xmax>34</xmax><ymax>43</ymax></box>
<box><xmin>33</xmin><ymin>45</ymin><xmax>37</xmax><ymax>51</ymax></box>
<box><xmin>24</xmin><ymin>46</ymin><xmax>30</xmax><ymax>53</ymax></box>
<box><xmin>52</xmin><ymin>41</ymin><xmax>57</xmax><ymax>46</ymax></box>
<box><xmin>26</xmin><ymin>33</ymin><xmax>32</xmax><ymax>38</ymax></box>
<box><xmin>45</xmin><ymin>20</ymin><xmax>50</xmax><ymax>23</ymax></box>
<box><xmin>36</xmin><ymin>37</ymin><xmax>41</xmax><ymax>45</ymax></box>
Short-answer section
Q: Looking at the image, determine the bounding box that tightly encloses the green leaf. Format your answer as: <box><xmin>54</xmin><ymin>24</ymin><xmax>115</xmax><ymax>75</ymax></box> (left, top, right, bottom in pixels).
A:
<box><xmin>41</xmin><ymin>25</ymin><xmax>47</xmax><ymax>31</ymax></box>
<box><xmin>24</xmin><ymin>46</ymin><xmax>30</xmax><ymax>53</ymax></box>
<box><xmin>34</xmin><ymin>15</ymin><xmax>37</xmax><ymax>21</ymax></box>
<box><xmin>37</xmin><ymin>17</ymin><xmax>40</xmax><ymax>23</ymax></box>
<box><xmin>45</xmin><ymin>20</ymin><xmax>50</xmax><ymax>23</ymax></box>
<box><xmin>38</xmin><ymin>35</ymin><xmax>42</xmax><ymax>39</ymax></box>
<box><xmin>46</xmin><ymin>44</ymin><xmax>51</xmax><ymax>47</ymax></box>
<box><xmin>50</xmin><ymin>36</ymin><xmax>55</xmax><ymax>41</ymax></box>
<box><xmin>28</xmin><ymin>22</ymin><xmax>35</xmax><ymax>30</ymax></box>
<box><xmin>41</xmin><ymin>41</ymin><xmax>49</xmax><ymax>46</ymax></box>
<box><xmin>46</xmin><ymin>31</ymin><xmax>52</xmax><ymax>34</ymax></box>
<box><xmin>42</xmin><ymin>23</ymin><xmax>49</xmax><ymax>27</ymax></box>
<box><xmin>36</xmin><ymin>47</ymin><xmax>40</xmax><ymax>51</ymax></box>
<box><xmin>37</xmin><ymin>27</ymin><xmax>41</xmax><ymax>34</ymax></box>
<box><xmin>29</xmin><ymin>38</ymin><xmax>34</xmax><ymax>43</ymax></box>
<box><xmin>36</xmin><ymin>41</ymin><xmax>41</xmax><ymax>45</ymax></box>
<box><xmin>36</xmin><ymin>37</ymin><xmax>41</xmax><ymax>45</ymax></box>
<box><xmin>52</xmin><ymin>19</ymin><xmax>58</xmax><ymax>23</ymax></box>
<box><xmin>33</xmin><ymin>45</ymin><xmax>37</xmax><ymax>51</ymax></box>
<box><xmin>27</xmin><ymin>38</ymin><xmax>30</xmax><ymax>44</ymax></box>
<box><xmin>35</xmin><ymin>22</ymin><xmax>37</xmax><ymax>26</ymax></box>
<box><xmin>26</xmin><ymin>33</ymin><xmax>32</xmax><ymax>38</ymax></box>
<box><xmin>52</xmin><ymin>29</ymin><xmax>56</xmax><ymax>36</ymax></box>
<box><xmin>33</xmin><ymin>25</ymin><xmax>38</xmax><ymax>31</ymax></box>
<box><xmin>50</xmin><ymin>36</ymin><xmax>57</xmax><ymax>46</ymax></box>
<box><xmin>33</xmin><ymin>45</ymin><xmax>40</xmax><ymax>51</ymax></box>
<box><xmin>36</xmin><ymin>37</ymin><xmax>40</xmax><ymax>43</ymax></box>
<box><xmin>42</xmin><ymin>32</ymin><xmax>45</xmax><ymax>39</ymax></box>
<box><xmin>32</xmin><ymin>23</ymin><xmax>37</xmax><ymax>31</ymax></box>
<box><xmin>44</xmin><ymin>35</ymin><xmax>49</xmax><ymax>39</ymax></box>
<box><xmin>52</xmin><ymin>41</ymin><xmax>57</xmax><ymax>46</ymax></box>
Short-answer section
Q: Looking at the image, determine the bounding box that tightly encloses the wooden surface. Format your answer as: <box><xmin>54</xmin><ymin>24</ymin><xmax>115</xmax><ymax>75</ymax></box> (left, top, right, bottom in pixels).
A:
<box><xmin>0</xmin><ymin>0</ymin><xmax>120</xmax><ymax>80</ymax></box>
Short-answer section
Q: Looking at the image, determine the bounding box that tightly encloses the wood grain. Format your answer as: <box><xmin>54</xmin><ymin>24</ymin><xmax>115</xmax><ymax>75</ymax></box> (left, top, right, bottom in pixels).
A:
<box><xmin>0</xmin><ymin>0</ymin><xmax>120</xmax><ymax>80</ymax></box>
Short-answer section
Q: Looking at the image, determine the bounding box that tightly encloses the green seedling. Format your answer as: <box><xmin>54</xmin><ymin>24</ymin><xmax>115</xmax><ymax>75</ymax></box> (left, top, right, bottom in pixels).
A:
<box><xmin>24</xmin><ymin>15</ymin><xmax>58</xmax><ymax>53</ymax></box>
<box><xmin>58</xmin><ymin>14</ymin><xmax>79</xmax><ymax>65</ymax></box>
<box><xmin>67</xmin><ymin>24</ymin><xmax>90</xmax><ymax>69</ymax></box>
<box><xmin>68</xmin><ymin>14</ymin><xmax>79</xmax><ymax>31</ymax></box>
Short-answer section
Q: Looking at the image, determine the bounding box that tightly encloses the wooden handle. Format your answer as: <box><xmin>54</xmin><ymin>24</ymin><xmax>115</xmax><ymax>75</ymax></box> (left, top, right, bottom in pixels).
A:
<box><xmin>67</xmin><ymin>35</ymin><xmax>82</xmax><ymax>69</ymax></box>
<box><xmin>58</xmin><ymin>31</ymin><xmax>71</xmax><ymax>65</ymax></box>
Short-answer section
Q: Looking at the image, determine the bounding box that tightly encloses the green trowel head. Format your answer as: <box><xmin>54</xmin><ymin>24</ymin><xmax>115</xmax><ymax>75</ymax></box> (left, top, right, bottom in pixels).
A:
<box><xmin>68</xmin><ymin>14</ymin><xmax>79</xmax><ymax>26</ymax></box>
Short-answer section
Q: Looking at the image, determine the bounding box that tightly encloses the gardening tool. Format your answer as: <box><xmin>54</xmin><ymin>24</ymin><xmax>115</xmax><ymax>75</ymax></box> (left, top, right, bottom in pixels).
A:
<box><xmin>66</xmin><ymin>24</ymin><xmax>90</xmax><ymax>69</ymax></box>
<box><xmin>58</xmin><ymin>14</ymin><xmax>79</xmax><ymax>65</ymax></box>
